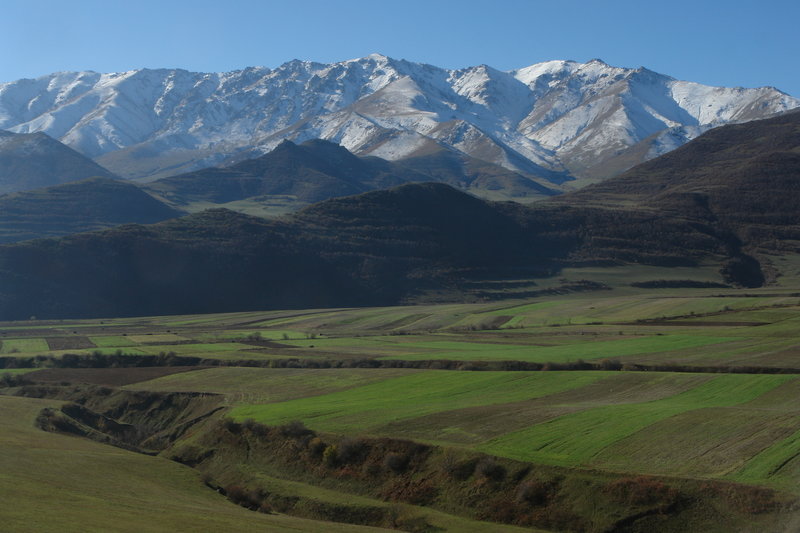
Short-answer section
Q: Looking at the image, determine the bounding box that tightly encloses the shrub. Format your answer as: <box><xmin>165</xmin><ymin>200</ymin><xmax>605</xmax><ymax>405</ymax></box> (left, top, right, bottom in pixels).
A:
<box><xmin>241</xmin><ymin>418</ymin><xmax>269</xmax><ymax>437</ymax></box>
<box><xmin>280</xmin><ymin>420</ymin><xmax>314</xmax><ymax>438</ymax></box>
<box><xmin>338</xmin><ymin>438</ymin><xmax>367</xmax><ymax>464</ymax></box>
<box><xmin>383</xmin><ymin>452</ymin><xmax>410</xmax><ymax>473</ymax></box>
<box><xmin>475</xmin><ymin>457</ymin><xmax>506</xmax><ymax>482</ymax></box>
<box><xmin>515</xmin><ymin>479</ymin><xmax>554</xmax><ymax>506</ymax></box>
<box><xmin>225</xmin><ymin>484</ymin><xmax>267</xmax><ymax>511</ymax></box>
<box><xmin>322</xmin><ymin>444</ymin><xmax>339</xmax><ymax>467</ymax></box>
<box><xmin>221</xmin><ymin>418</ymin><xmax>243</xmax><ymax>434</ymax></box>
<box><xmin>604</xmin><ymin>476</ymin><xmax>678</xmax><ymax>507</ymax></box>
<box><xmin>442</xmin><ymin>453</ymin><xmax>477</xmax><ymax>480</ymax></box>
<box><xmin>0</xmin><ymin>373</ymin><xmax>32</xmax><ymax>387</ymax></box>
<box><xmin>307</xmin><ymin>436</ymin><xmax>326</xmax><ymax>457</ymax></box>
<box><xmin>700</xmin><ymin>482</ymin><xmax>779</xmax><ymax>514</ymax></box>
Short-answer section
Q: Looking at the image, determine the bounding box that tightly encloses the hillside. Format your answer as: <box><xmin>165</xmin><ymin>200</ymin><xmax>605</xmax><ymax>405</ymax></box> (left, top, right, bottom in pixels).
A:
<box><xmin>553</xmin><ymin>110</ymin><xmax>800</xmax><ymax>277</ymax></box>
<box><xmin>0</xmin><ymin>181</ymin><xmax>731</xmax><ymax>321</ymax></box>
<box><xmin>393</xmin><ymin>145</ymin><xmax>561</xmax><ymax>200</ymax></box>
<box><xmin>145</xmin><ymin>138</ymin><xmax>426</xmax><ymax>205</ymax></box>
<box><xmin>0</xmin><ymin>184</ymin><xmax>555</xmax><ymax>320</ymax></box>
<box><xmin>145</xmin><ymin>139</ymin><xmax>559</xmax><ymax>213</ymax></box>
<box><xmin>0</xmin><ymin>130</ymin><xmax>116</xmax><ymax>194</ymax></box>
<box><xmin>0</xmin><ymin>111</ymin><xmax>798</xmax><ymax>319</ymax></box>
<box><xmin>5</xmin><ymin>296</ymin><xmax>800</xmax><ymax>532</ymax></box>
<box><xmin>0</xmin><ymin>177</ymin><xmax>184</xmax><ymax>243</ymax></box>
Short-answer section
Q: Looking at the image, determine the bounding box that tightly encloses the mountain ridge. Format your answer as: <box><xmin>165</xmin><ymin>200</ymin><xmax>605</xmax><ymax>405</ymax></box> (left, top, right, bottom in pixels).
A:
<box><xmin>145</xmin><ymin>137</ymin><xmax>559</xmax><ymax>210</ymax></box>
<box><xmin>2</xmin><ymin>55</ymin><xmax>795</xmax><ymax>185</ymax></box>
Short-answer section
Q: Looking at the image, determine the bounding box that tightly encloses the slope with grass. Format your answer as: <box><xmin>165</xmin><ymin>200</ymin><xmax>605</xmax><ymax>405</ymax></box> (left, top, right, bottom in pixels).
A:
<box><xmin>0</xmin><ymin>395</ymin><xmax>388</xmax><ymax>533</ymax></box>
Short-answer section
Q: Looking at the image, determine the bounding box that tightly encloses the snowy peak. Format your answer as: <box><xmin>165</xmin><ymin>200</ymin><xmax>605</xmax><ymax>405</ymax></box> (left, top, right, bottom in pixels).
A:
<box><xmin>0</xmin><ymin>55</ymin><xmax>797</xmax><ymax>185</ymax></box>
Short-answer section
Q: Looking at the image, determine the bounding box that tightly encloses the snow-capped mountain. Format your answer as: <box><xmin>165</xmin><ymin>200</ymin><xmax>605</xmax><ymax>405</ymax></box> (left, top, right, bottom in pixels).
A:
<box><xmin>1</xmin><ymin>54</ymin><xmax>797</xmax><ymax>184</ymax></box>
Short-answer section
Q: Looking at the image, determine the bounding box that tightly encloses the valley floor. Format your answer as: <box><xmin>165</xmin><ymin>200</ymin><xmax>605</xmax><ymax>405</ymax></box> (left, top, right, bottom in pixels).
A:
<box><xmin>4</xmin><ymin>278</ymin><xmax>800</xmax><ymax>531</ymax></box>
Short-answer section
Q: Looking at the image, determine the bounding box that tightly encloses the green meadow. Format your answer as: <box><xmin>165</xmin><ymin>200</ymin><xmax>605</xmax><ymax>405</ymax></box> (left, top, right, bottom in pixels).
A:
<box><xmin>229</xmin><ymin>371</ymin><xmax>609</xmax><ymax>433</ymax></box>
<box><xmin>0</xmin><ymin>338</ymin><xmax>50</xmax><ymax>354</ymax></box>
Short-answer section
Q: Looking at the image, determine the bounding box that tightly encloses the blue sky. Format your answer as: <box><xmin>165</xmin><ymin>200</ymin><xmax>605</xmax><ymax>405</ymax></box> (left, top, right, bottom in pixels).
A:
<box><xmin>2</xmin><ymin>0</ymin><xmax>798</xmax><ymax>96</ymax></box>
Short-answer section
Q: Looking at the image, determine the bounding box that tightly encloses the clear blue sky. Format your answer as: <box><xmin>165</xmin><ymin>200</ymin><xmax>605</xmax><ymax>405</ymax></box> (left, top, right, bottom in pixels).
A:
<box><xmin>2</xmin><ymin>0</ymin><xmax>798</xmax><ymax>96</ymax></box>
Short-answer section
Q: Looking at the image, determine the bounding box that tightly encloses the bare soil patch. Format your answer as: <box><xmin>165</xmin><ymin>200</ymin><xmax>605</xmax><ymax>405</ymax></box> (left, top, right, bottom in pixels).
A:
<box><xmin>45</xmin><ymin>336</ymin><xmax>97</xmax><ymax>350</ymax></box>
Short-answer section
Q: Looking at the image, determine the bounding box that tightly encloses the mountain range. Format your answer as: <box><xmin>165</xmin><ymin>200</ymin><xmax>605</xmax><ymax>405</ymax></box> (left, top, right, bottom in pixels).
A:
<box><xmin>1</xmin><ymin>55</ymin><xmax>796</xmax><ymax>189</ymax></box>
<box><xmin>0</xmin><ymin>135</ymin><xmax>558</xmax><ymax>245</ymax></box>
<box><xmin>1</xmin><ymin>110</ymin><xmax>798</xmax><ymax>320</ymax></box>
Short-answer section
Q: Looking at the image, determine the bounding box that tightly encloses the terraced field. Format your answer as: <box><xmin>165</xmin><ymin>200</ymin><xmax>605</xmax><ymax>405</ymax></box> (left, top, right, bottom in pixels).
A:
<box><xmin>4</xmin><ymin>289</ymin><xmax>800</xmax><ymax>369</ymax></box>
<box><xmin>4</xmin><ymin>286</ymin><xmax>800</xmax><ymax>526</ymax></box>
<box><xmin>174</xmin><ymin>368</ymin><xmax>797</xmax><ymax>490</ymax></box>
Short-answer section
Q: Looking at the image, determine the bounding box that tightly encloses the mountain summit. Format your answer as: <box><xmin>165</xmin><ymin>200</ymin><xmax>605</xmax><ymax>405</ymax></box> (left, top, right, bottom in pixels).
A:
<box><xmin>0</xmin><ymin>56</ymin><xmax>796</xmax><ymax>185</ymax></box>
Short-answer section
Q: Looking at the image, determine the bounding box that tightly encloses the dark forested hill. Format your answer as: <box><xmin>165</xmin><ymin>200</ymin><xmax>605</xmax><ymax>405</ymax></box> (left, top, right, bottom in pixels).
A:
<box><xmin>0</xmin><ymin>182</ymin><xmax>728</xmax><ymax>320</ymax></box>
<box><xmin>0</xmin><ymin>183</ymin><xmax>565</xmax><ymax>319</ymax></box>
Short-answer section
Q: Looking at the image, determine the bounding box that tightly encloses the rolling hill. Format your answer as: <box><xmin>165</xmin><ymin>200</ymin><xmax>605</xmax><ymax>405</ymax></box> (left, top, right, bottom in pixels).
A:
<box><xmin>0</xmin><ymin>181</ymin><xmax>731</xmax><ymax>320</ymax></box>
<box><xmin>0</xmin><ymin>177</ymin><xmax>183</xmax><ymax>243</ymax></box>
<box><xmin>0</xmin><ymin>111</ymin><xmax>797</xmax><ymax>319</ymax></box>
<box><xmin>0</xmin><ymin>130</ymin><xmax>116</xmax><ymax>194</ymax></box>
<box><xmin>144</xmin><ymin>138</ymin><xmax>559</xmax><ymax>212</ymax></box>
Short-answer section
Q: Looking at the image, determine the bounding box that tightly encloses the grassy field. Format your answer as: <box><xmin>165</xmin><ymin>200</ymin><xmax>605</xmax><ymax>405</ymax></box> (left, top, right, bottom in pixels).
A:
<box><xmin>162</xmin><ymin>369</ymin><xmax>800</xmax><ymax>491</ymax></box>
<box><xmin>0</xmin><ymin>338</ymin><xmax>50</xmax><ymax>354</ymax></box>
<box><xmin>479</xmin><ymin>374</ymin><xmax>794</xmax><ymax>467</ymax></box>
<box><xmin>229</xmin><ymin>371</ymin><xmax>610</xmax><ymax>433</ymax></box>
<box><xmin>4</xmin><ymin>288</ymin><xmax>800</xmax><ymax>368</ymax></box>
<box><xmin>5</xmin><ymin>285</ymin><xmax>800</xmax><ymax>508</ymax></box>
<box><xmin>90</xmin><ymin>335</ymin><xmax>139</xmax><ymax>347</ymax></box>
<box><xmin>0</xmin><ymin>395</ymin><xmax>391</xmax><ymax>533</ymax></box>
<box><xmin>126</xmin><ymin>367</ymin><xmax>425</xmax><ymax>403</ymax></box>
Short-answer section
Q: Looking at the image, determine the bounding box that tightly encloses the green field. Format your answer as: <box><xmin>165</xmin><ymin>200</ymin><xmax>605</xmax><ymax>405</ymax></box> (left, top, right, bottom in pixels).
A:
<box><xmin>230</xmin><ymin>371</ymin><xmax>610</xmax><ymax>433</ymax></box>
<box><xmin>0</xmin><ymin>395</ymin><xmax>389</xmax><ymax>533</ymax></box>
<box><xmin>217</xmin><ymin>369</ymin><xmax>800</xmax><ymax>488</ymax></box>
<box><xmin>5</xmin><ymin>287</ymin><xmax>800</xmax><ymax>530</ymax></box>
<box><xmin>0</xmin><ymin>338</ymin><xmax>50</xmax><ymax>354</ymax></box>
<box><xmin>479</xmin><ymin>374</ymin><xmax>794</xmax><ymax>467</ymax></box>
<box><xmin>126</xmin><ymin>367</ymin><xmax>424</xmax><ymax>402</ymax></box>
